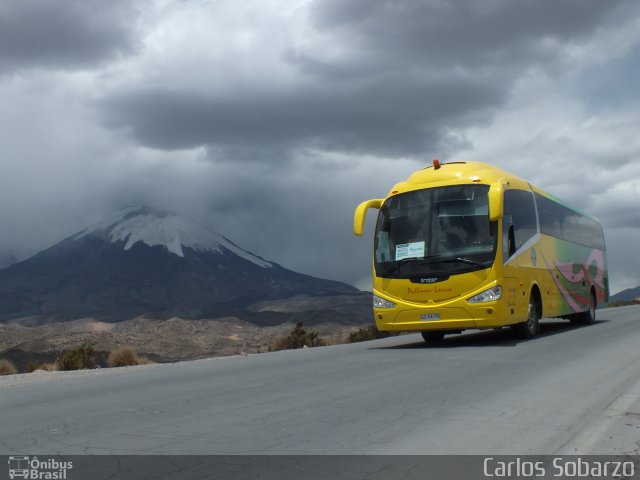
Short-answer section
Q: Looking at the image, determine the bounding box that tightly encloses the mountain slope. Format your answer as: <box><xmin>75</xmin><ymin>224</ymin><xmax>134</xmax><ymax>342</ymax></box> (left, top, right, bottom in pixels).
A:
<box><xmin>609</xmin><ymin>285</ymin><xmax>640</xmax><ymax>304</ymax></box>
<box><xmin>0</xmin><ymin>206</ymin><xmax>358</xmax><ymax>322</ymax></box>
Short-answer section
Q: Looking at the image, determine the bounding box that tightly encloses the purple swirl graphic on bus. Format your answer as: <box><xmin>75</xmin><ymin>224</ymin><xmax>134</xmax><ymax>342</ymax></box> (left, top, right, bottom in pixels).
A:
<box><xmin>542</xmin><ymin>249</ymin><xmax>606</xmax><ymax>313</ymax></box>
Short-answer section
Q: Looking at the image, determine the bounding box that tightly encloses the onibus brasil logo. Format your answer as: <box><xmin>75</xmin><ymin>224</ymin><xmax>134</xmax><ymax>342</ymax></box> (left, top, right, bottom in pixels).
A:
<box><xmin>8</xmin><ymin>456</ymin><xmax>72</xmax><ymax>480</ymax></box>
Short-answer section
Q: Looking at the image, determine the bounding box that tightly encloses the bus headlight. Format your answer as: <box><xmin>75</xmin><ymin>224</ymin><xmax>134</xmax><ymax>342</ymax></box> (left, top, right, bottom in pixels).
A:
<box><xmin>373</xmin><ymin>294</ymin><xmax>396</xmax><ymax>309</ymax></box>
<box><xmin>467</xmin><ymin>285</ymin><xmax>502</xmax><ymax>304</ymax></box>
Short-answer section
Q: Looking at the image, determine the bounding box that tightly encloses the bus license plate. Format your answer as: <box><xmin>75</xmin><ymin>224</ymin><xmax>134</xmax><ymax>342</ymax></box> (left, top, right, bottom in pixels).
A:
<box><xmin>420</xmin><ymin>313</ymin><xmax>440</xmax><ymax>321</ymax></box>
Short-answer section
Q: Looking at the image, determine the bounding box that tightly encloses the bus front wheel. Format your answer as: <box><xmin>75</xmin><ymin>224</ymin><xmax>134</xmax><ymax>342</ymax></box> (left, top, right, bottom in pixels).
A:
<box><xmin>513</xmin><ymin>293</ymin><xmax>540</xmax><ymax>339</ymax></box>
<box><xmin>421</xmin><ymin>332</ymin><xmax>445</xmax><ymax>343</ymax></box>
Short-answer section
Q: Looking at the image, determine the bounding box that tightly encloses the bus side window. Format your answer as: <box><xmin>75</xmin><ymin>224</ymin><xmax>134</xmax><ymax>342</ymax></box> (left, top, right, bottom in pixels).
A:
<box><xmin>535</xmin><ymin>192</ymin><xmax>606</xmax><ymax>250</ymax></box>
<box><xmin>503</xmin><ymin>189</ymin><xmax>536</xmax><ymax>261</ymax></box>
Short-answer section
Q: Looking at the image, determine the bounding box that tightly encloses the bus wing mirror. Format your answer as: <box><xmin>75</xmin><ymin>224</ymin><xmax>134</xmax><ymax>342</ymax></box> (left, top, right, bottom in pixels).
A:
<box><xmin>354</xmin><ymin>199</ymin><xmax>383</xmax><ymax>236</ymax></box>
<box><xmin>488</xmin><ymin>184</ymin><xmax>503</xmax><ymax>221</ymax></box>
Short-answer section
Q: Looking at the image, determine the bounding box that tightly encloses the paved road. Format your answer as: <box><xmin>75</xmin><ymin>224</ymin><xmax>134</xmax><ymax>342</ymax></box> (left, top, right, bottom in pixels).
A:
<box><xmin>2</xmin><ymin>305</ymin><xmax>640</xmax><ymax>455</ymax></box>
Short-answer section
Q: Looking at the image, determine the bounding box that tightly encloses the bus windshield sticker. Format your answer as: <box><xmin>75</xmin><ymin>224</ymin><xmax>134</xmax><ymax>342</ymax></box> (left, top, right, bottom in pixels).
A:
<box><xmin>395</xmin><ymin>241</ymin><xmax>425</xmax><ymax>261</ymax></box>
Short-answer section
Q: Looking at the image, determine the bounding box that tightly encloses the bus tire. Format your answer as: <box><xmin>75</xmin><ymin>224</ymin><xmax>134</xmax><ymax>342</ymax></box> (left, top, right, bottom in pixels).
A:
<box><xmin>421</xmin><ymin>332</ymin><xmax>445</xmax><ymax>343</ymax></box>
<box><xmin>571</xmin><ymin>290</ymin><xmax>596</xmax><ymax>325</ymax></box>
<box><xmin>513</xmin><ymin>292</ymin><xmax>540</xmax><ymax>339</ymax></box>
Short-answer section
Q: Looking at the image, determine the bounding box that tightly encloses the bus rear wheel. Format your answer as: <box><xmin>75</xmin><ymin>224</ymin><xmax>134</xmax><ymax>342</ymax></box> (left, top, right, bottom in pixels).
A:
<box><xmin>513</xmin><ymin>293</ymin><xmax>540</xmax><ymax>339</ymax></box>
<box><xmin>421</xmin><ymin>332</ymin><xmax>445</xmax><ymax>343</ymax></box>
<box><xmin>571</xmin><ymin>290</ymin><xmax>596</xmax><ymax>325</ymax></box>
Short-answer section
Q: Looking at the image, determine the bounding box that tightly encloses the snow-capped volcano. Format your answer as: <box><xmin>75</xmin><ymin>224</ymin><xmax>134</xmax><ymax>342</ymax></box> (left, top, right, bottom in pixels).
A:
<box><xmin>75</xmin><ymin>206</ymin><xmax>272</xmax><ymax>268</ymax></box>
<box><xmin>0</xmin><ymin>206</ymin><xmax>358</xmax><ymax>322</ymax></box>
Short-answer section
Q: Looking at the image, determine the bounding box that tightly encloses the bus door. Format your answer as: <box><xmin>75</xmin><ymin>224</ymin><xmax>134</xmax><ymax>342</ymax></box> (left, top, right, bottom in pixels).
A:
<box><xmin>502</xmin><ymin>188</ymin><xmax>538</xmax><ymax>322</ymax></box>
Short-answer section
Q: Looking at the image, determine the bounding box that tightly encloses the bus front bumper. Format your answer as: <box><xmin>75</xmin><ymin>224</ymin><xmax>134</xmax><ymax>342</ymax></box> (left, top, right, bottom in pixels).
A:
<box><xmin>374</xmin><ymin>303</ymin><xmax>510</xmax><ymax>332</ymax></box>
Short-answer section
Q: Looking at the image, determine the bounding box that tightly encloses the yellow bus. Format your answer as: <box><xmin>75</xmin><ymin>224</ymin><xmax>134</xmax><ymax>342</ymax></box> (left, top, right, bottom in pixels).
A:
<box><xmin>354</xmin><ymin>161</ymin><xmax>608</xmax><ymax>341</ymax></box>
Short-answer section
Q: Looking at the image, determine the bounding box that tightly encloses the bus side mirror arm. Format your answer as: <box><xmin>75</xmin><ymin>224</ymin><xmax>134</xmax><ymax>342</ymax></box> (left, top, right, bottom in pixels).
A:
<box><xmin>354</xmin><ymin>199</ymin><xmax>383</xmax><ymax>236</ymax></box>
<box><xmin>488</xmin><ymin>184</ymin><xmax>503</xmax><ymax>221</ymax></box>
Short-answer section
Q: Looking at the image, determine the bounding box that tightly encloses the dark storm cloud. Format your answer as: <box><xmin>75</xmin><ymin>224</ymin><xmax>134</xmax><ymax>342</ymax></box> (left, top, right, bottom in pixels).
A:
<box><xmin>101</xmin><ymin>74</ymin><xmax>499</xmax><ymax>160</ymax></box>
<box><xmin>98</xmin><ymin>0</ymin><xmax>634</xmax><ymax>163</ymax></box>
<box><xmin>308</xmin><ymin>0</ymin><xmax>628</xmax><ymax>69</ymax></box>
<box><xmin>0</xmin><ymin>0</ymin><xmax>138</xmax><ymax>73</ymax></box>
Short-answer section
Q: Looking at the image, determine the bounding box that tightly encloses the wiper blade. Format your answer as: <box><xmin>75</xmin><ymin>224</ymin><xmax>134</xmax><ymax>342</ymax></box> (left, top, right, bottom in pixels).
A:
<box><xmin>455</xmin><ymin>257</ymin><xmax>491</xmax><ymax>267</ymax></box>
<box><xmin>431</xmin><ymin>257</ymin><xmax>492</xmax><ymax>267</ymax></box>
<box><xmin>382</xmin><ymin>255</ymin><xmax>450</xmax><ymax>275</ymax></box>
<box><xmin>383</xmin><ymin>258</ymin><xmax>426</xmax><ymax>275</ymax></box>
<box><xmin>382</xmin><ymin>256</ymin><xmax>490</xmax><ymax>276</ymax></box>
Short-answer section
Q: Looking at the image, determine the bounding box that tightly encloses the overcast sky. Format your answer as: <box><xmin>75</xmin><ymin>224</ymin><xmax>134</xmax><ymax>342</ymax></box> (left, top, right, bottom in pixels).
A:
<box><xmin>1</xmin><ymin>0</ymin><xmax>640</xmax><ymax>294</ymax></box>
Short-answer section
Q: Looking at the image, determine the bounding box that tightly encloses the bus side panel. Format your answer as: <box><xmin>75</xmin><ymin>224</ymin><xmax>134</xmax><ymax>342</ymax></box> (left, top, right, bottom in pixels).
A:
<box><xmin>512</xmin><ymin>235</ymin><xmax>562</xmax><ymax>318</ymax></box>
<box><xmin>503</xmin><ymin>259</ymin><xmax>528</xmax><ymax>324</ymax></box>
<box><xmin>507</xmin><ymin>235</ymin><xmax>607</xmax><ymax>319</ymax></box>
<box><xmin>534</xmin><ymin>235</ymin><xmax>607</xmax><ymax>316</ymax></box>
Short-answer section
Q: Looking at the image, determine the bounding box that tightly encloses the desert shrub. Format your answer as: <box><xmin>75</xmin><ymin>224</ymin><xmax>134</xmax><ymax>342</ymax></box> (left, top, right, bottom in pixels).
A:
<box><xmin>138</xmin><ymin>356</ymin><xmax>154</xmax><ymax>365</ymax></box>
<box><xmin>0</xmin><ymin>358</ymin><xmax>17</xmax><ymax>375</ymax></box>
<box><xmin>38</xmin><ymin>363</ymin><xmax>58</xmax><ymax>372</ymax></box>
<box><xmin>108</xmin><ymin>347</ymin><xmax>141</xmax><ymax>367</ymax></box>
<box><xmin>348</xmin><ymin>325</ymin><xmax>396</xmax><ymax>343</ymax></box>
<box><xmin>269</xmin><ymin>322</ymin><xmax>324</xmax><ymax>351</ymax></box>
<box><xmin>57</xmin><ymin>345</ymin><xmax>96</xmax><ymax>371</ymax></box>
<box><xmin>321</xmin><ymin>333</ymin><xmax>348</xmax><ymax>346</ymax></box>
<box><xmin>26</xmin><ymin>359</ymin><xmax>60</xmax><ymax>373</ymax></box>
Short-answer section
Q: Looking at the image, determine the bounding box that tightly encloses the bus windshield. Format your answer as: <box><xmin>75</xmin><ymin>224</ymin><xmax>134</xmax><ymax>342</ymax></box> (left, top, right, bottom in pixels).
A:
<box><xmin>374</xmin><ymin>184</ymin><xmax>497</xmax><ymax>278</ymax></box>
